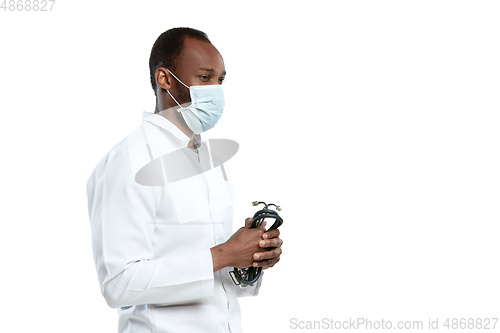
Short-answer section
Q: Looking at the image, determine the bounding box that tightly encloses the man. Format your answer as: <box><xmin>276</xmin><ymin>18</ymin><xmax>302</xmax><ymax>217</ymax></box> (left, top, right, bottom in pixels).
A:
<box><xmin>86</xmin><ymin>27</ymin><xmax>283</xmax><ymax>333</ymax></box>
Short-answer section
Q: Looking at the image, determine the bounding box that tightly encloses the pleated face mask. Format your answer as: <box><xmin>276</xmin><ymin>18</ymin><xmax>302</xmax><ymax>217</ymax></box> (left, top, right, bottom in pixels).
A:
<box><xmin>166</xmin><ymin>69</ymin><xmax>225</xmax><ymax>134</ymax></box>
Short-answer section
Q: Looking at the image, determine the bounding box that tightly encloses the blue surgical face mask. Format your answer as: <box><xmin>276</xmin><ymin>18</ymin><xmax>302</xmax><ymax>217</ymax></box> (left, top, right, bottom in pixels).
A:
<box><xmin>166</xmin><ymin>69</ymin><xmax>225</xmax><ymax>134</ymax></box>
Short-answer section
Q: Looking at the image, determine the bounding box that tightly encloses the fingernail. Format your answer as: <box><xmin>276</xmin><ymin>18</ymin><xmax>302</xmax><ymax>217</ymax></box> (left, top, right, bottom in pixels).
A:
<box><xmin>260</xmin><ymin>241</ymin><xmax>266</xmax><ymax>247</ymax></box>
<box><xmin>263</xmin><ymin>234</ymin><xmax>268</xmax><ymax>239</ymax></box>
<box><xmin>255</xmin><ymin>254</ymin><xmax>260</xmax><ymax>259</ymax></box>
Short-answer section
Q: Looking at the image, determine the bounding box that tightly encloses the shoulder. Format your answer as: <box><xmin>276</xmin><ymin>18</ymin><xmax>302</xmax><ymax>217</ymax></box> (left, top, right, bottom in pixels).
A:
<box><xmin>87</xmin><ymin>124</ymin><xmax>146</xmax><ymax>182</ymax></box>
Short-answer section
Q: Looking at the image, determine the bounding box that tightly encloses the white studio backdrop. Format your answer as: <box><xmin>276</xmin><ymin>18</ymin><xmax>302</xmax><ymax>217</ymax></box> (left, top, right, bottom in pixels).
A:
<box><xmin>0</xmin><ymin>1</ymin><xmax>499</xmax><ymax>332</ymax></box>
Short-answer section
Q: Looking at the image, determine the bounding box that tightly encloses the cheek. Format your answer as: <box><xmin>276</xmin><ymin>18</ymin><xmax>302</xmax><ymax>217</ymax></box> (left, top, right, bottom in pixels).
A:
<box><xmin>178</xmin><ymin>87</ymin><xmax>191</xmax><ymax>104</ymax></box>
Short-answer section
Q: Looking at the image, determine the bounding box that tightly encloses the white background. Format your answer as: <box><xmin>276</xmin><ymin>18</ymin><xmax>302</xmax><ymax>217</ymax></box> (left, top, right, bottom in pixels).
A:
<box><xmin>1</xmin><ymin>1</ymin><xmax>499</xmax><ymax>332</ymax></box>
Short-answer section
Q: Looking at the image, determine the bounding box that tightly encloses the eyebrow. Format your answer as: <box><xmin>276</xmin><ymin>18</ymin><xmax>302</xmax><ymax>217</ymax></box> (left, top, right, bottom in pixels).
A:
<box><xmin>199</xmin><ymin>67</ymin><xmax>226</xmax><ymax>76</ymax></box>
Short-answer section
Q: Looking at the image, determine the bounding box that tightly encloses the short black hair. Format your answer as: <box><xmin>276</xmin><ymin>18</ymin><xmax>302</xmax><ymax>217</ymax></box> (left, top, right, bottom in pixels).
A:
<box><xmin>149</xmin><ymin>27</ymin><xmax>211</xmax><ymax>96</ymax></box>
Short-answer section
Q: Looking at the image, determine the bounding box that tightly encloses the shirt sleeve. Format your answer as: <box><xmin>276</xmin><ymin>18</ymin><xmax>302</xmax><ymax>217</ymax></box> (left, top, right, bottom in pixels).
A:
<box><xmin>87</xmin><ymin>144</ymin><xmax>214</xmax><ymax>309</ymax></box>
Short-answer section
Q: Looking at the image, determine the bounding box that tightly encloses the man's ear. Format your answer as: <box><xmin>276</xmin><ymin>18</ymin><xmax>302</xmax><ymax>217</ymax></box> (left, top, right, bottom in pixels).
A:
<box><xmin>155</xmin><ymin>67</ymin><xmax>173</xmax><ymax>92</ymax></box>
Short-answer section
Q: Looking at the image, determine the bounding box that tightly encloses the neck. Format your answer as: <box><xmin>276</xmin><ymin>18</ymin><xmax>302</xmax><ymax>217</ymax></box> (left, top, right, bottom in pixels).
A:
<box><xmin>156</xmin><ymin>105</ymin><xmax>199</xmax><ymax>149</ymax></box>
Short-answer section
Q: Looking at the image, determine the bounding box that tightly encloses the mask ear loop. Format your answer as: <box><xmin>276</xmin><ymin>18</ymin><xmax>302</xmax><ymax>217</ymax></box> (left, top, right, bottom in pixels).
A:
<box><xmin>166</xmin><ymin>89</ymin><xmax>183</xmax><ymax>109</ymax></box>
<box><xmin>166</xmin><ymin>68</ymin><xmax>190</xmax><ymax>89</ymax></box>
<box><xmin>165</xmin><ymin>68</ymin><xmax>190</xmax><ymax>110</ymax></box>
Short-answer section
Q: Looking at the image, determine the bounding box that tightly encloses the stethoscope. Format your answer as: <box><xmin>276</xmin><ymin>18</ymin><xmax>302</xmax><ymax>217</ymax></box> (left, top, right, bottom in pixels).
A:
<box><xmin>229</xmin><ymin>201</ymin><xmax>283</xmax><ymax>287</ymax></box>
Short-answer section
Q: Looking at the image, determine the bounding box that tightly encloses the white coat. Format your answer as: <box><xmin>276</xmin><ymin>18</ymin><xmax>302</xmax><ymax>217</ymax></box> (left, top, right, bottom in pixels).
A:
<box><xmin>86</xmin><ymin>112</ymin><xmax>262</xmax><ymax>333</ymax></box>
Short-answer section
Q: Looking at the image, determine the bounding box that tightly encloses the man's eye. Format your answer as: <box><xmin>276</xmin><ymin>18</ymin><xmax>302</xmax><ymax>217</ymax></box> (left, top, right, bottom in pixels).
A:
<box><xmin>219</xmin><ymin>77</ymin><xmax>225</xmax><ymax>84</ymax></box>
<box><xmin>200</xmin><ymin>75</ymin><xmax>210</xmax><ymax>81</ymax></box>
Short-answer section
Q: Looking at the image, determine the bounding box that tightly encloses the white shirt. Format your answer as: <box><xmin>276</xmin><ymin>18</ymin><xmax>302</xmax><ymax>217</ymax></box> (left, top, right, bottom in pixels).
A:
<box><xmin>86</xmin><ymin>112</ymin><xmax>262</xmax><ymax>333</ymax></box>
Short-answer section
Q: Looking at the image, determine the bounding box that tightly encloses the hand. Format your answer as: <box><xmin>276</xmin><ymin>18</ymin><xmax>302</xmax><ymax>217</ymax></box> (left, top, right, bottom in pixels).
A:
<box><xmin>252</xmin><ymin>224</ymin><xmax>283</xmax><ymax>270</ymax></box>
<box><xmin>211</xmin><ymin>218</ymin><xmax>266</xmax><ymax>271</ymax></box>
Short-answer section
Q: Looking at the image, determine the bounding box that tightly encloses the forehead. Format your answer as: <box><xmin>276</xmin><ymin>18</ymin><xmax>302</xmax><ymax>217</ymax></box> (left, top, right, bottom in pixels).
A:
<box><xmin>177</xmin><ymin>37</ymin><xmax>225</xmax><ymax>72</ymax></box>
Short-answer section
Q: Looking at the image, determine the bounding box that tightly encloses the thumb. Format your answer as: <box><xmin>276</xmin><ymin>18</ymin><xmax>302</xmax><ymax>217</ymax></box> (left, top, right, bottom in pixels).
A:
<box><xmin>245</xmin><ymin>217</ymin><xmax>252</xmax><ymax>228</ymax></box>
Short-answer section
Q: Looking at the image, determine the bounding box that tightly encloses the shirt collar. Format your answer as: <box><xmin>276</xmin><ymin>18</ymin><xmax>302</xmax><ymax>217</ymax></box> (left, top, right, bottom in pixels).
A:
<box><xmin>142</xmin><ymin>111</ymin><xmax>191</xmax><ymax>142</ymax></box>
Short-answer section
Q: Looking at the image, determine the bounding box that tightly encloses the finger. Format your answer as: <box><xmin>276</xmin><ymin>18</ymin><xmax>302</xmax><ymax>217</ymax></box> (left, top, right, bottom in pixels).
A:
<box><xmin>253</xmin><ymin>247</ymin><xmax>282</xmax><ymax>261</ymax></box>
<box><xmin>262</xmin><ymin>228</ymin><xmax>280</xmax><ymax>239</ymax></box>
<box><xmin>258</xmin><ymin>221</ymin><xmax>267</xmax><ymax>230</ymax></box>
<box><xmin>245</xmin><ymin>218</ymin><xmax>267</xmax><ymax>229</ymax></box>
<box><xmin>252</xmin><ymin>256</ymin><xmax>280</xmax><ymax>269</ymax></box>
<box><xmin>262</xmin><ymin>257</ymin><xmax>280</xmax><ymax>270</ymax></box>
<box><xmin>259</xmin><ymin>237</ymin><xmax>283</xmax><ymax>248</ymax></box>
